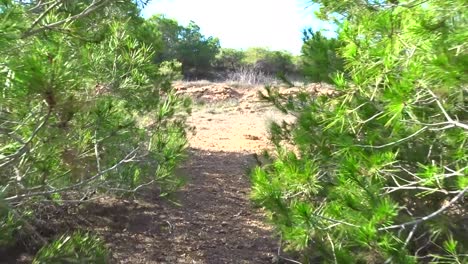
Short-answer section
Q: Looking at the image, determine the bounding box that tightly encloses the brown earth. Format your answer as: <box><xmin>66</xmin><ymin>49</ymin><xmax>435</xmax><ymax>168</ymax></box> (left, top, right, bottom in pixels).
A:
<box><xmin>3</xmin><ymin>81</ymin><xmax>329</xmax><ymax>264</ymax></box>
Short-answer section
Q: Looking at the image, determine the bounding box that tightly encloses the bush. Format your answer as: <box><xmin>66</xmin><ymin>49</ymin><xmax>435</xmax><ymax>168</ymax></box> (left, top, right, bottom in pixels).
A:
<box><xmin>147</xmin><ymin>15</ymin><xmax>220</xmax><ymax>79</ymax></box>
<box><xmin>1</xmin><ymin>0</ymin><xmax>189</xmax><ymax>250</ymax></box>
<box><xmin>300</xmin><ymin>29</ymin><xmax>343</xmax><ymax>83</ymax></box>
<box><xmin>33</xmin><ymin>232</ymin><xmax>109</xmax><ymax>264</ymax></box>
<box><xmin>252</xmin><ymin>0</ymin><xmax>467</xmax><ymax>263</ymax></box>
<box><xmin>243</xmin><ymin>47</ymin><xmax>297</xmax><ymax>76</ymax></box>
<box><xmin>214</xmin><ymin>47</ymin><xmax>301</xmax><ymax>83</ymax></box>
<box><xmin>0</xmin><ymin>209</ymin><xmax>20</xmax><ymax>247</ymax></box>
<box><xmin>214</xmin><ymin>48</ymin><xmax>246</xmax><ymax>73</ymax></box>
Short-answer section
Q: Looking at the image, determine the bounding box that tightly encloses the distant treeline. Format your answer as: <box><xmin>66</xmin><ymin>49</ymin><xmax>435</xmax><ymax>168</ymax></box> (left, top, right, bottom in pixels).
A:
<box><xmin>144</xmin><ymin>15</ymin><xmax>342</xmax><ymax>82</ymax></box>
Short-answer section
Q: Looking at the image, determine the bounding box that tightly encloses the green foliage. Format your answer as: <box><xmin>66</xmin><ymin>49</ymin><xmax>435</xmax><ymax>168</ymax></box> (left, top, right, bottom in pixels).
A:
<box><xmin>301</xmin><ymin>29</ymin><xmax>343</xmax><ymax>83</ymax></box>
<box><xmin>147</xmin><ymin>15</ymin><xmax>220</xmax><ymax>79</ymax></box>
<box><xmin>141</xmin><ymin>14</ymin><xmax>301</xmax><ymax>82</ymax></box>
<box><xmin>0</xmin><ymin>0</ymin><xmax>189</xmax><ymax>251</ymax></box>
<box><xmin>157</xmin><ymin>60</ymin><xmax>184</xmax><ymax>82</ymax></box>
<box><xmin>33</xmin><ymin>232</ymin><xmax>108</xmax><ymax>264</ymax></box>
<box><xmin>243</xmin><ymin>47</ymin><xmax>297</xmax><ymax>76</ymax></box>
<box><xmin>0</xmin><ymin>204</ymin><xmax>21</xmax><ymax>246</ymax></box>
<box><xmin>252</xmin><ymin>0</ymin><xmax>467</xmax><ymax>263</ymax></box>
<box><xmin>214</xmin><ymin>48</ymin><xmax>246</xmax><ymax>72</ymax></box>
<box><xmin>146</xmin><ymin>15</ymin><xmax>184</xmax><ymax>62</ymax></box>
<box><xmin>178</xmin><ymin>22</ymin><xmax>220</xmax><ymax>78</ymax></box>
<box><xmin>214</xmin><ymin>47</ymin><xmax>302</xmax><ymax>84</ymax></box>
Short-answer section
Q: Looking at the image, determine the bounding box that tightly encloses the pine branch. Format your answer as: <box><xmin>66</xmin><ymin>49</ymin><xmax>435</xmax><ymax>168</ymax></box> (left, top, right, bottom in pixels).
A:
<box><xmin>355</xmin><ymin>127</ymin><xmax>427</xmax><ymax>149</ymax></box>
<box><xmin>26</xmin><ymin>0</ymin><xmax>62</xmax><ymax>32</ymax></box>
<box><xmin>0</xmin><ymin>108</ymin><xmax>51</xmax><ymax>169</ymax></box>
<box><xmin>22</xmin><ymin>0</ymin><xmax>111</xmax><ymax>38</ymax></box>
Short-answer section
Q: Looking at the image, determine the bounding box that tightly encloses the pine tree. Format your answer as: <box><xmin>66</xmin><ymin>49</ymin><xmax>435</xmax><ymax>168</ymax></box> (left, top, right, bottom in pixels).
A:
<box><xmin>301</xmin><ymin>29</ymin><xmax>343</xmax><ymax>83</ymax></box>
<box><xmin>252</xmin><ymin>0</ymin><xmax>467</xmax><ymax>263</ymax></box>
<box><xmin>0</xmin><ymin>0</ymin><xmax>190</xmax><ymax>249</ymax></box>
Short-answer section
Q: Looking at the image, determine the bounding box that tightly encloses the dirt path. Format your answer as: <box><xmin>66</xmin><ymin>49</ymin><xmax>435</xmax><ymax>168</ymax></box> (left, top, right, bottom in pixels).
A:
<box><xmin>155</xmin><ymin>109</ymin><xmax>282</xmax><ymax>263</ymax></box>
<box><xmin>105</xmin><ymin>85</ymin><xmax>291</xmax><ymax>263</ymax></box>
<box><xmin>135</xmin><ymin>91</ymin><xmax>291</xmax><ymax>263</ymax></box>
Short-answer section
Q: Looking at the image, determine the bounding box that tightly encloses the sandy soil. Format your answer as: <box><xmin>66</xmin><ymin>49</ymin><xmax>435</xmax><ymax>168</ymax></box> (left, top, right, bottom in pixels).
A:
<box><xmin>100</xmin><ymin>83</ymin><xmax>294</xmax><ymax>263</ymax></box>
<box><xmin>132</xmin><ymin>83</ymin><xmax>291</xmax><ymax>263</ymax></box>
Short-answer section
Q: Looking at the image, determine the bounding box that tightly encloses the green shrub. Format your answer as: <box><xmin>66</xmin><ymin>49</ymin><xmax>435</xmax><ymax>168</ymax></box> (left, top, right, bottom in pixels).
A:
<box><xmin>33</xmin><ymin>232</ymin><xmax>109</xmax><ymax>264</ymax></box>
<box><xmin>147</xmin><ymin>15</ymin><xmax>220</xmax><ymax>79</ymax></box>
<box><xmin>300</xmin><ymin>29</ymin><xmax>343</xmax><ymax>83</ymax></box>
<box><xmin>252</xmin><ymin>0</ymin><xmax>467</xmax><ymax>263</ymax></box>
<box><xmin>243</xmin><ymin>47</ymin><xmax>297</xmax><ymax>76</ymax></box>
<box><xmin>0</xmin><ymin>0</ymin><xmax>189</xmax><ymax>250</ymax></box>
<box><xmin>214</xmin><ymin>48</ymin><xmax>246</xmax><ymax>73</ymax></box>
<box><xmin>0</xmin><ymin>208</ymin><xmax>19</xmax><ymax>247</ymax></box>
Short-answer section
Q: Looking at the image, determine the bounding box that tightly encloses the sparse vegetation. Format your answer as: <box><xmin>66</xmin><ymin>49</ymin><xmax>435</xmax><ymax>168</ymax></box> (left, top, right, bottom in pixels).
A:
<box><xmin>226</xmin><ymin>66</ymin><xmax>277</xmax><ymax>86</ymax></box>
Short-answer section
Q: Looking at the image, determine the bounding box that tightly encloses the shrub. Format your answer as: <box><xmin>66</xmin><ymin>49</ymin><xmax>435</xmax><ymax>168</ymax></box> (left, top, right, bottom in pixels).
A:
<box><xmin>147</xmin><ymin>15</ymin><xmax>220</xmax><ymax>79</ymax></box>
<box><xmin>300</xmin><ymin>29</ymin><xmax>343</xmax><ymax>83</ymax></box>
<box><xmin>243</xmin><ymin>47</ymin><xmax>297</xmax><ymax>76</ymax></box>
<box><xmin>252</xmin><ymin>0</ymin><xmax>467</xmax><ymax>263</ymax></box>
<box><xmin>214</xmin><ymin>48</ymin><xmax>246</xmax><ymax>73</ymax></box>
<box><xmin>33</xmin><ymin>232</ymin><xmax>109</xmax><ymax>264</ymax></box>
<box><xmin>0</xmin><ymin>0</ymin><xmax>189</xmax><ymax>249</ymax></box>
<box><xmin>0</xmin><ymin>209</ymin><xmax>20</xmax><ymax>247</ymax></box>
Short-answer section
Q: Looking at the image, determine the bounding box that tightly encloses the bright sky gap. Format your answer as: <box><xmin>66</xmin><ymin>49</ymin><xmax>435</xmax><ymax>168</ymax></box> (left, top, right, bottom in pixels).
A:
<box><xmin>142</xmin><ymin>0</ymin><xmax>336</xmax><ymax>55</ymax></box>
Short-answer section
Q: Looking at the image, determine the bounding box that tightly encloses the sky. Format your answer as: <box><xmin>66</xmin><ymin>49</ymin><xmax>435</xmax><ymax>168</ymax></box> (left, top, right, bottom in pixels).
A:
<box><xmin>142</xmin><ymin>0</ymin><xmax>335</xmax><ymax>55</ymax></box>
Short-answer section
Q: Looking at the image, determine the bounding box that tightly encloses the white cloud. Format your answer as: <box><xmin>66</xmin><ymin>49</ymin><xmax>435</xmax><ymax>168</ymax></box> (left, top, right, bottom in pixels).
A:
<box><xmin>142</xmin><ymin>0</ymin><xmax>334</xmax><ymax>54</ymax></box>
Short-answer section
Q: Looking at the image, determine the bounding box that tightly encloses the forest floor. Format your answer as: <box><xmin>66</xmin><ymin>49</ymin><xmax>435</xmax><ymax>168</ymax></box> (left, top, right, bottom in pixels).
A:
<box><xmin>5</xmin><ymin>81</ymin><xmax>333</xmax><ymax>264</ymax></box>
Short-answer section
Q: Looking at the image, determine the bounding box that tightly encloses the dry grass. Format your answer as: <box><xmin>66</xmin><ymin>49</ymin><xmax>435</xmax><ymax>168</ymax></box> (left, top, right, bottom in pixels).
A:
<box><xmin>226</xmin><ymin>66</ymin><xmax>276</xmax><ymax>86</ymax></box>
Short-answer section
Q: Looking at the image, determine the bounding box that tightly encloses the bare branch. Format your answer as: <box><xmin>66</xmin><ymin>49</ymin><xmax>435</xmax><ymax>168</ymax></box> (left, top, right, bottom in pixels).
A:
<box><xmin>379</xmin><ymin>186</ymin><xmax>468</xmax><ymax>231</ymax></box>
<box><xmin>384</xmin><ymin>186</ymin><xmax>459</xmax><ymax>195</ymax></box>
<box><xmin>359</xmin><ymin>111</ymin><xmax>384</xmax><ymax>124</ymax></box>
<box><xmin>404</xmin><ymin>224</ymin><xmax>418</xmax><ymax>247</ymax></box>
<box><xmin>427</xmin><ymin>89</ymin><xmax>468</xmax><ymax>130</ymax></box>
<box><xmin>278</xmin><ymin>256</ymin><xmax>303</xmax><ymax>264</ymax></box>
<box><xmin>28</xmin><ymin>0</ymin><xmax>56</xmax><ymax>12</ymax></box>
<box><xmin>26</xmin><ymin>0</ymin><xmax>62</xmax><ymax>32</ymax></box>
<box><xmin>327</xmin><ymin>233</ymin><xmax>338</xmax><ymax>264</ymax></box>
<box><xmin>5</xmin><ymin>148</ymin><xmax>140</xmax><ymax>202</ymax></box>
<box><xmin>22</xmin><ymin>0</ymin><xmax>111</xmax><ymax>38</ymax></box>
<box><xmin>94</xmin><ymin>128</ymin><xmax>101</xmax><ymax>173</ymax></box>
<box><xmin>313</xmin><ymin>212</ymin><xmax>360</xmax><ymax>228</ymax></box>
<box><xmin>387</xmin><ymin>166</ymin><xmax>466</xmax><ymax>191</ymax></box>
<box><xmin>99</xmin><ymin>179</ymin><xmax>156</xmax><ymax>194</ymax></box>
